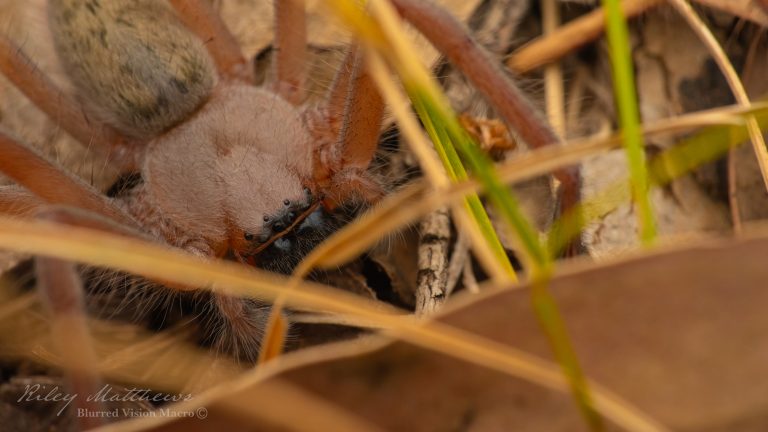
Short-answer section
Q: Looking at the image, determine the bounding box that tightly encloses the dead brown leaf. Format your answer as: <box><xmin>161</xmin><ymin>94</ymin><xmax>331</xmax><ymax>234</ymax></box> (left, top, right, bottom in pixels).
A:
<box><xmin>107</xmin><ymin>231</ymin><xmax>768</xmax><ymax>432</ymax></box>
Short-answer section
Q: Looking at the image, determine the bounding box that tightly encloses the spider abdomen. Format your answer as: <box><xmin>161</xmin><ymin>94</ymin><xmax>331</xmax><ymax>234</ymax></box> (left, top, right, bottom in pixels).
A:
<box><xmin>48</xmin><ymin>0</ymin><xmax>215</xmax><ymax>137</ymax></box>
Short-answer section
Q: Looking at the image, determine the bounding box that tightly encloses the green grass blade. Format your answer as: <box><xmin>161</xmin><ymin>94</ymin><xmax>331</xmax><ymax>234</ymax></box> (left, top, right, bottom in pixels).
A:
<box><xmin>602</xmin><ymin>0</ymin><xmax>656</xmax><ymax>245</ymax></box>
<box><xmin>417</xmin><ymin>97</ymin><xmax>517</xmax><ymax>278</ymax></box>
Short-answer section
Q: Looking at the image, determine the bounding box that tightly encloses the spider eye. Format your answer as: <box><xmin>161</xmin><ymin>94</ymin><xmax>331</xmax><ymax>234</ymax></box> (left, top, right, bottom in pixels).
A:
<box><xmin>283</xmin><ymin>199</ymin><xmax>290</xmax><ymax>206</ymax></box>
<box><xmin>244</xmin><ymin>232</ymin><xmax>255</xmax><ymax>241</ymax></box>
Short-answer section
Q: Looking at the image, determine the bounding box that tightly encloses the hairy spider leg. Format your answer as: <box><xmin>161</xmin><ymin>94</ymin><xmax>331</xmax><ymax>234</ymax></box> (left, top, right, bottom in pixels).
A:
<box><xmin>274</xmin><ymin>0</ymin><xmax>307</xmax><ymax>105</ymax></box>
<box><xmin>0</xmin><ymin>186</ymin><xmax>44</xmax><ymax>218</ymax></box>
<box><xmin>327</xmin><ymin>47</ymin><xmax>386</xmax><ymax>205</ymax></box>
<box><xmin>28</xmin><ymin>206</ymin><xmax>202</xmax><ymax>422</ymax></box>
<box><xmin>36</xmin><ymin>253</ymin><xmax>106</xmax><ymax>430</ymax></box>
<box><xmin>0</xmin><ymin>35</ymin><xmax>138</xmax><ymax>172</ymax></box>
<box><xmin>0</xmin><ymin>131</ymin><xmax>138</xmax><ymax>228</ymax></box>
<box><xmin>168</xmin><ymin>0</ymin><xmax>251</xmax><ymax>83</ymax></box>
<box><xmin>308</xmin><ymin>45</ymin><xmax>386</xmax><ymax>208</ymax></box>
<box><xmin>336</xmin><ymin>48</ymin><xmax>386</xmax><ymax>172</ymax></box>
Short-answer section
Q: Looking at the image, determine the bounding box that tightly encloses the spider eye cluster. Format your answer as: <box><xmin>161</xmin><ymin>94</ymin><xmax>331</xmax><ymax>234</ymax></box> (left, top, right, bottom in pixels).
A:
<box><xmin>243</xmin><ymin>189</ymin><xmax>316</xmax><ymax>243</ymax></box>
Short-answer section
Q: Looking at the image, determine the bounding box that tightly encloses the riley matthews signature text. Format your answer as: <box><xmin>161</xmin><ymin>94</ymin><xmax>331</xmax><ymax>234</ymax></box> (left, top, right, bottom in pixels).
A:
<box><xmin>17</xmin><ymin>383</ymin><xmax>193</xmax><ymax>416</ymax></box>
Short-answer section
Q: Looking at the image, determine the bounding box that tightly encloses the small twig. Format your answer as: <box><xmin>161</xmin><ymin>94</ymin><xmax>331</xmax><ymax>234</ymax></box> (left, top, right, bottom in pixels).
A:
<box><xmin>741</xmin><ymin>31</ymin><xmax>765</xmax><ymax>88</ymax></box>
<box><xmin>542</xmin><ymin>0</ymin><xmax>566</xmax><ymax>137</ymax></box>
<box><xmin>726</xmin><ymin>30</ymin><xmax>763</xmax><ymax>236</ymax></box>
<box><xmin>727</xmin><ymin>148</ymin><xmax>743</xmax><ymax>234</ymax></box>
<box><xmin>693</xmin><ymin>0</ymin><xmax>768</xmax><ymax>26</ymax></box>
<box><xmin>462</xmin><ymin>257</ymin><xmax>480</xmax><ymax>294</ymax></box>
<box><xmin>566</xmin><ymin>66</ymin><xmax>589</xmax><ymax>134</ymax></box>
<box><xmin>415</xmin><ymin>207</ymin><xmax>451</xmax><ymax>315</ymax></box>
<box><xmin>507</xmin><ymin>0</ymin><xmax>663</xmax><ymax>74</ymax></box>
<box><xmin>445</xmin><ymin>230</ymin><xmax>470</xmax><ymax>297</ymax></box>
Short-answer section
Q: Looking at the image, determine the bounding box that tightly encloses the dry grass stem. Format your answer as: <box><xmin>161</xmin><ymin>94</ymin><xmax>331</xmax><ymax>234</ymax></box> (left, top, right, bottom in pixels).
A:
<box><xmin>507</xmin><ymin>0</ymin><xmax>664</xmax><ymax>74</ymax></box>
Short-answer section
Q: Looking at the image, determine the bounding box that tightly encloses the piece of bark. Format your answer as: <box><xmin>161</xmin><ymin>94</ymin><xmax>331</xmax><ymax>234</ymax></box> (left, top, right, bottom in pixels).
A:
<box><xmin>415</xmin><ymin>207</ymin><xmax>452</xmax><ymax>315</ymax></box>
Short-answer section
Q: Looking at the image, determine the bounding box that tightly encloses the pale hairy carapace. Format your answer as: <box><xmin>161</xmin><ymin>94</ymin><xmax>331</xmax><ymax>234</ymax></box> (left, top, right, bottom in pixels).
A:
<box><xmin>48</xmin><ymin>0</ymin><xmax>371</xmax><ymax>265</ymax></box>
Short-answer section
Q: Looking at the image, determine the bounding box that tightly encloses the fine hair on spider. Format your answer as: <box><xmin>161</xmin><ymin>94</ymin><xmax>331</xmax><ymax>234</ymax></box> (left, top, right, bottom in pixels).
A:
<box><xmin>0</xmin><ymin>0</ymin><xmax>579</xmax><ymax>364</ymax></box>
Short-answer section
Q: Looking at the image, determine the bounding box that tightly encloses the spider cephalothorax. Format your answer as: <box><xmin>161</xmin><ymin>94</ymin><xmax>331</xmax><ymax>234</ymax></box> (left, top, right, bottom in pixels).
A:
<box><xmin>0</xmin><ymin>0</ymin><xmax>577</xmax><ymax>361</ymax></box>
<box><xmin>48</xmin><ymin>0</ymin><xmax>378</xmax><ymax>264</ymax></box>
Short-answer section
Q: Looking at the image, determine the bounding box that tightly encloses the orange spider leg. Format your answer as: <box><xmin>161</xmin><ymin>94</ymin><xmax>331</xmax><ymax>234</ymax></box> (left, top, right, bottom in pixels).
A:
<box><xmin>326</xmin><ymin>45</ymin><xmax>359</xmax><ymax>121</ymax></box>
<box><xmin>0</xmin><ymin>186</ymin><xmax>43</xmax><ymax>218</ymax></box>
<box><xmin>338</xmin><ymin>51</ymin><xmax>386</xmax><ymax>171</ymax></box>
<box><xmin>38</xmin><ymin>206</ymin><xmax>160</xmax><ymax>247</ymax></box>
<box><xmin>391</xmin><ymin>0</ymin><xmax>584</xmax><ymax>254</ymax></box>
<box><xmin>0</xmin><ymin>36</ymin><xmax>137</xmax><ymax>172</ymax></box>
<box><xmin>388</xmin><ymin>0</ymin><xmax>559</xmax><ymax>152</ymax></box>
<box><xmin>311</xmin><ymin>46</ymin><xmax>386</xmax><ymax>207</ymax></box>
<box><xmin>36</xmin><ymin>253</ymin><xmax>105</xmax><ymax>430</ymax></box>
<box><xmin>332</xmin><ymin>49</ymin><xmax>386</xmax><ymax>204</ymax></box>
<box><xmin>167</xmin><ymin>0</ymin><xmax>251</xmax><ymax>83</ymax></box>
<box><xmin>274</xmin><ymin>0</ymin><xmax>307</xmax><ymax>105</ymax></box>
<box><xmin>0</xmin><ymin>131</ymin><xmax>138</xmax><ymax>229</ymax></box>
<box><xmin>29</xmin><ymin>205</ymin><xmax>194</xmax><ymax>423</ymax></box>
